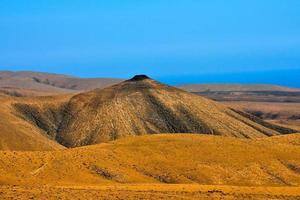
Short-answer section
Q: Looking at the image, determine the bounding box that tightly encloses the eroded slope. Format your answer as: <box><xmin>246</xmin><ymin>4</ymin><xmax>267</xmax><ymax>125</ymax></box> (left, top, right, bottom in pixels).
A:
<box><xmin>0</xmin><ymin>95</ymin><xmax>67</xmax><ymax>151</ymax></box>
<box><xmin>57</xmin><ymin>76</ymin><xmax>282</xmax><ymax>147</ymax></box>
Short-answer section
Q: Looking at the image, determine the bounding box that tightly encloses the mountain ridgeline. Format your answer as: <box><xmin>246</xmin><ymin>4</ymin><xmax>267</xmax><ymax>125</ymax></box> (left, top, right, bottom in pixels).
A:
<box><xmin>0</xmin><ymin>71</ymin><xmax>123</xmax><ymax>96</ymax></box>
<box><xmin>11</xmin><ymin>75</ymin><xmax>297</xmax><ymax>148</ymax></box>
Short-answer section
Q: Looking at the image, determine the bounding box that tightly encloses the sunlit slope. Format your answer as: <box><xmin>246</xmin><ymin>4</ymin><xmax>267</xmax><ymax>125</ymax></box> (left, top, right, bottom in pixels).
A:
<box><xmin>0</xmin><ymin>95</ymin><xmax>66</xmax><ymax>151</ymax></box>
<box><xmin>262</xmin><ymin>133</ymin><xmax>300</xmax><ymax>145</ymax></box>
<box><xmin>1</xmin><ymin>134</ymin><xmax>300</xmax><ymax>186</ymax></box>
<box><xmin>57</xmin><ymin>75</ymin><xmax>281</xmax><ymax>147</ymax></box>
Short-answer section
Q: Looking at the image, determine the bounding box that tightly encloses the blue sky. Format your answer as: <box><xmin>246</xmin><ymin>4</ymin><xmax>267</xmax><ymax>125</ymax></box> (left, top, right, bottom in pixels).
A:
<box><xmin>0</xmin><ymin>0</ymin><xmax>300</xmax><ymax>87</ymax></box>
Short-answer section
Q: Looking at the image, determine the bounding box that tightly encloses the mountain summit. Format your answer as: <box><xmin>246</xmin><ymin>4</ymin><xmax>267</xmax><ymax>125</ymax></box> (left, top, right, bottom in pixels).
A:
<box><xmin>127</xmin><ymin>74</ymin><xmax>151</xmax><ymax>81</ymax></box>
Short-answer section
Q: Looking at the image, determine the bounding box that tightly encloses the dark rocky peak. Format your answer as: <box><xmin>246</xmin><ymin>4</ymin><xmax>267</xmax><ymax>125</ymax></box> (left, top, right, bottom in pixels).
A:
<box><xmin>127</xmin><ymin>75</ymin><xmax>151</xmax><ymax>82</ymax></box>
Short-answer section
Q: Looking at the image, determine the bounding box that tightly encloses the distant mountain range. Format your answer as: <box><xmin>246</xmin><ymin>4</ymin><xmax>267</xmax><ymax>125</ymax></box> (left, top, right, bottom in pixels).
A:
<box><xmin>0</xmin><ymin>71</ymin><xmax>298</xmax><ymax>97</ymax></box>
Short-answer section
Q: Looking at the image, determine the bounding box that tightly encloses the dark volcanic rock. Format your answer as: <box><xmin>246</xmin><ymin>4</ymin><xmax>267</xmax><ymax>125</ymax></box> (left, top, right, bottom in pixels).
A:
<box><xmin>127</xmin><ymin>75</ymin><xmax>151</xmax><ymax>82</ymax></box>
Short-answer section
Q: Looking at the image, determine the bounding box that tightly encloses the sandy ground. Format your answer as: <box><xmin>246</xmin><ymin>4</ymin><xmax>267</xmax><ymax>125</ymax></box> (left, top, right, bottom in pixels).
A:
<box><xmin>1</xmin><ymin>184</ymin><xmax>300</xmax><ymax>200</ymax></box>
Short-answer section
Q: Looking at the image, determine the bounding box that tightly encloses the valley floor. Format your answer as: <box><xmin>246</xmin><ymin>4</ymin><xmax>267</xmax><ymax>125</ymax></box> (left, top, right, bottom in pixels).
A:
<box><xmin>223</xmin><ymin>101</ymin><xmax>300</xmax><ymax>131</ymax></box>
<box><xmin>1</xmin><ymin>184</ymin><xmax>300</xmax><ymax>200</ymax></box>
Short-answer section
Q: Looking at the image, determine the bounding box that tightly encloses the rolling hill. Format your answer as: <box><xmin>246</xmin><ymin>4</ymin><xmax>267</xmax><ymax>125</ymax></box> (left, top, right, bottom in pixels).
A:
<box><xmin>1</xmin><ymin>134</ymin><xmax>300</xmax><ymax>199</ymax></box>
<box><xmin>2</xmin><ymin>133</ymin><xmax>300</xmax><ymax>186</ymax></box>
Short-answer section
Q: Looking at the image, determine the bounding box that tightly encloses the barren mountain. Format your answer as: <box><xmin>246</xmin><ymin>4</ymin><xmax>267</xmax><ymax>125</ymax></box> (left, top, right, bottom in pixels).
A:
<box><xmin>16</xmin><ymin>75</ymin><xmax>293</xmax><ymax>148</ymax></box>
<box><xmin>2</xmin><ymin>75</ymin><xmax>297</xmax><ymax>150</ymax></box>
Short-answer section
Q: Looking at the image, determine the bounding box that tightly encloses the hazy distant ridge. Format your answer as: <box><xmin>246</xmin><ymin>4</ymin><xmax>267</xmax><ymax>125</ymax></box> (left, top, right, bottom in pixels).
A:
<box><xmin>0</xmin><ymin>71</ymin><xmax>123</xmax><ymax>94</ymax></box>
<box><xmin>1</xmin><ymin>71</ymin><xmax>298</xmax><ymax>96</ymax></box>
<box><xmin>177</xmin><ymin>84</ymin><xmax>300</xmax><ymax>93</ymax></box>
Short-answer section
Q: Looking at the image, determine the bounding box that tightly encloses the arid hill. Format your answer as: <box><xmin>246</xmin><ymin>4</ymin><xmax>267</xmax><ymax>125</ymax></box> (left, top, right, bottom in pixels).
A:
<box><xmin>15</xmin><ymin>75</ymin><xmax>295</xmax><ymax>148</ymax></box>
<box><xmin>1</xmin><ymin>75</ymin><xmax>297</xmax><ymax>150</ymax></box>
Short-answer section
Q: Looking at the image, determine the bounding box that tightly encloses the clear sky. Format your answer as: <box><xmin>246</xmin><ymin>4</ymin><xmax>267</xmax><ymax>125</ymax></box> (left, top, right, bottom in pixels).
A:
<box><xmin>0</xmin><ymin>0</ymin><xmax>300</xmax><ymax>87</ymax></box>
